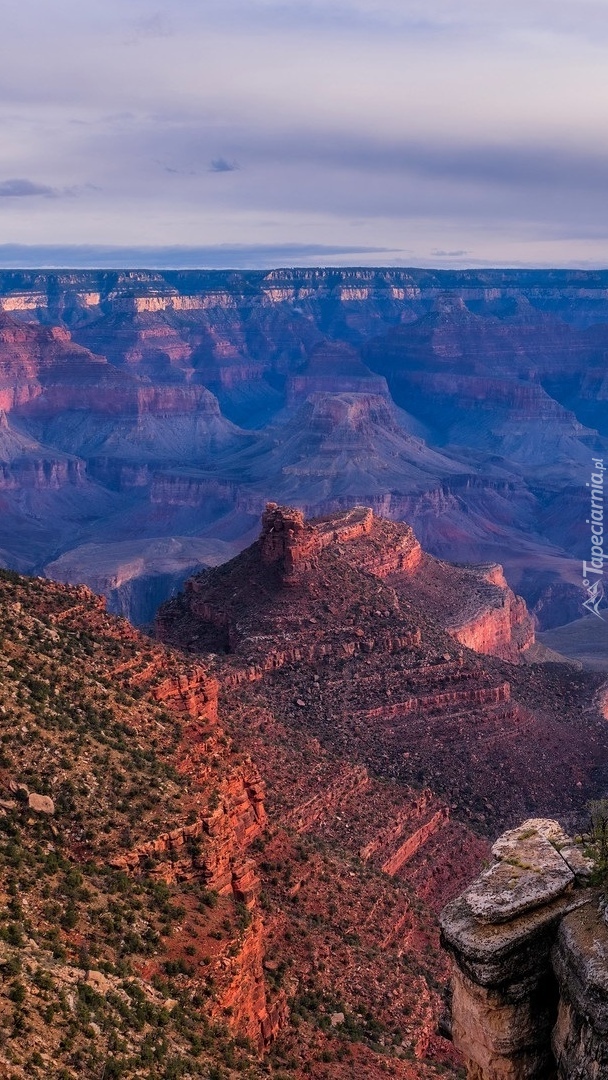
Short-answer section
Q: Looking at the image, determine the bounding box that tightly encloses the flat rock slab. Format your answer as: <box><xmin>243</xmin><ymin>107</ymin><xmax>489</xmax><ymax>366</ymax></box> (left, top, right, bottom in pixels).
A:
<box><xmin>466</xmin><ymin>819</ymin><xmax>577</xmax><ymax>925</ymax></box>
<box><xmin>492</xmin><ymin>818</ymin><xmax>594</xmax><ymax>881</ymax></box>
<box><xmin>440</xmin><ymin>889</ymin><xmax>590</xmax><ymax>978</ymax></box>
<box><xmin>491</xmin><ymin>818</ymin><xmax>567</xmax><ymax>859</ymax></box>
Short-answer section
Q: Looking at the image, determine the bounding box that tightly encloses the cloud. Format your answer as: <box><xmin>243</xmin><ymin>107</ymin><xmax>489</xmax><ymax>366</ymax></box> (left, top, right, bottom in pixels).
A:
<box><xmin>1</xmin><ymin>0</ymin><xmax>608</xmax><ymax>266</ymax></box>
<box><xmin>232</xmin><ymin>129</ymin><xmax>608</xmax><ymax>194</ymax></box>
<box><xmin>209</xmin><ymin>158</ymin><xmax>240</xmax><ymax>173</ymax></box>
<box><xmin>0</xmin><ymin>242</ymin><xmax>397</xmax><ymax>269</ymax></box>
<box><xmin>126</xmin><ymin>13</ymin><xmax>174</xmax><ymax>45</ymax></box>
<box><xmin>176</xmin><ymin>0</ymin><xmax>608</xmax><ymax>46</ymax></box>
<box><xmin>0</xmin><ymin>178</ymin><xmax>55</xmax><ymax>198</ymax></box>
<box><xmin>432</xmin><ymin>249</ymin><xmax>469</xmax><ymax>257</ymax></box>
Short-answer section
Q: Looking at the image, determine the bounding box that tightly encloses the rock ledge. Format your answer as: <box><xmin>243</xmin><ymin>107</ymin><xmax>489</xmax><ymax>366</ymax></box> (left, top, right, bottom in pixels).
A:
<box><xmin>440</xmin><ymin>818</ymin><xmax>604</xmax><ymax>1080</ymax></box>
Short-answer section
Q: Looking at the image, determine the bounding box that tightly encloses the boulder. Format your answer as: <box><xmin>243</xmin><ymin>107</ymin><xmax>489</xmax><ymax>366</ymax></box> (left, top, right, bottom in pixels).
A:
<box><xmin>440</xmin><ymin>819</ymin><xmax>599</xmax><ymax>1080</ymax></box>
<box><xmin>28</xmin><ymin>792</ymin><xmax>55</xmax><ymax>815</ymax></box>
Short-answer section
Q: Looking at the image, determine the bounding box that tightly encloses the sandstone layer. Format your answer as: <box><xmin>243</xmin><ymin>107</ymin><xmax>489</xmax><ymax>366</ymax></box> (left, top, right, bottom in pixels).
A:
<box><xmin>441</xmin><ymin>818</ymin><xmax>608</xmax><ymax>1080</ymax></box>
<box><xmin>0</xmin><ymin>268</ymin><xmax>606</xmax><ymax>635</ymax></box>
<box><xmin>0</xmin><ymin>553</ymin><xmax>485</xmax><ymax>1078</ymax></box>
<box><xmin>157</xmin><ymin>505</ymin><xmax>608</xmax><ymax>838</ymax></box>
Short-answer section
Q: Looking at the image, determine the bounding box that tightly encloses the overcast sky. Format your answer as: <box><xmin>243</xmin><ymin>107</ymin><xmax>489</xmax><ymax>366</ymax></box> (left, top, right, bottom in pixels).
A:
<box><xmin>1</xmin><ymin>0</ymin><xmax>608</xmax><ymax>268</ymax></box>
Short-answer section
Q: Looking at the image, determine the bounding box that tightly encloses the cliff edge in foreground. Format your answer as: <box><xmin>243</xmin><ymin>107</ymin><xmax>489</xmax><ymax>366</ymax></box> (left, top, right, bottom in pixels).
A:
<box><xmin>440</xmin><ymin>818</ymin><xmax>608</xmax><ymax>1079</ymax></box>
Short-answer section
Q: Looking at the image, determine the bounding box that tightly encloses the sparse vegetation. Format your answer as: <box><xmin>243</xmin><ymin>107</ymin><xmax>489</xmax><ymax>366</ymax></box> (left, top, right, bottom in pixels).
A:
<box><xmin>0</xmin><ymin>570</ymin><xmax>267</xmax><ymax>1078</ymax></box>
<box><xmin>583</xmin><ymin>799</ymin><xmax>608</xmax><ymax>887</ymax></box>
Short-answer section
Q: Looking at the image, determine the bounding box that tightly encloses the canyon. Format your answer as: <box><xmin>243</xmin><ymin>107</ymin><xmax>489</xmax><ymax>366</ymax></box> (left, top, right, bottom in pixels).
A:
<box><xmin>154</xmin><ymin>503</ymin><xmax>608</xmax><ymax>1077</ymax></box>
<box><xmin>0</xmin><ymin>268</ymin><xmax>606</xmax><ymax>654</ymax></box>
<box><xmin>0</xmin><ymin>508</ymin><xmax>508</xmax><ymax>1079</ymax></box>
<box><xmin>157</xmin><ymin>504</ymin><xmax>608</xmax><ymax>838</ymax></box>
<box><xmin>0</xmin><ymin>501</ymin><xmax>606</xmax><ymax>1077</ymax></box>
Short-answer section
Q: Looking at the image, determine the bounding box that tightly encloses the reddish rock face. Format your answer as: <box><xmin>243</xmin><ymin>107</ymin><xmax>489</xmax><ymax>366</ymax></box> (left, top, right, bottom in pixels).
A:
<box><xmin>158</xmin><ymin>505</ymin><xmax>608</xmax><ymax>837</ymax></box>
<box><xmin>0</xmin><ymin>568</ymin><xmax>290</xmax><ymax>1065</ymax></box>
<box><xmin>4</xmin><ymin>498</ymin><xmax>608</xmax><ymax>1077</ymax></box>
<box><xmin>260</xmin><ymin>502</ymin><xmax>322</xmax><ymax>580</ymax></box>
<box><xmin>0</xmin><ymin>555</ymin><xmax>475</xmax><ymax>1077</ymax></box>
<box><xmin>152</xmin><ymin>502</ymin><xmax>608</xmax><ymax>1074</ymax></box>
<box><xmin>0</xmin><ymin>266</ymin><xmax>606</xmax><ymax>641</ymax></box>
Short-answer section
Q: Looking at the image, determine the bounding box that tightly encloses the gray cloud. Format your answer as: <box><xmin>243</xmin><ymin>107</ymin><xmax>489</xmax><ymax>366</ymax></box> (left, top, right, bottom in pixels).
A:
<box><xmin>228</xmin><ymin>129</ymin><xmax>608</xmax><ymax>194</ymax></box>
<box><xmin>171</xmin><ymin>0</ymin><xmax>608</xmax><ymax>44</ymax></box>
<box><xmin>0</xmin><ymin>242</ymin><xmax>397</xmax><ymax>269</ymax></box>
<box><xmin>125</xmin><ymin>13</ymin><xmax>174</xmax><ymax>45</ymax></box>
<box><xmin>1</xmin><ymin>0</ymin><xmax>607</xmax><ymax>266</ymax></box>
<box><xmin>209</xmin><ymin>158</ymin><xmax>240</xmax><ymax>173</ymax></box>
<box><xmin>432</xmin><ymin>249</ymin><xmax>469</xmax><ymax>257</ymax></box>
<box><xmin>89</xmin><ymin>115</ymin><xmax>608</xmax><ymax>227</ymax></box>
<box><xmin>0</xmin><ymin>178</ymin><xmax>55</xmax><ymax>198</ymax></box>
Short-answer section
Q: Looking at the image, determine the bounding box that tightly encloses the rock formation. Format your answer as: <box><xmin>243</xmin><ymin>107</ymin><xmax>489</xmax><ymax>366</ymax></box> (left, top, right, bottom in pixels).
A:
<box><xmin>0</xmin><ymin>568</ymin><xmax>289</xmax><ymax>1066</ymax></box>
<box><xmin>158</xmin><ymin>505</ymin><xmax>608</xmax><ymax>837</ymax></box>
<box><xmin>3</xmin><ymin>501</ymin><xmax>608</xmax><ymax>1077</ymax></box>
<box><xmin>259</xmin><ymin>501</ymin><xmax>323</xmax><ymax>580</ymax></box>
<box><xmin>0</xmin><ymin>267</ymin><xmax>606</xmax><ymax>639</ymax></box>
<box><xmin>0</xmin><ymin>544</ymin><xmax>484</xmax><ymax>1077</ymax></box>
<box><xmin>440</xmin><ymin>818</ymin><xmax>608</xmax><ymax>1079</ymax></box>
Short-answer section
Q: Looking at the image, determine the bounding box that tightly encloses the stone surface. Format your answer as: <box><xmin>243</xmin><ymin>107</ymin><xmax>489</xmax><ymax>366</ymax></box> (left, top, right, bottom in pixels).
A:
<box><xmin>491</xmin><ymin>819</ymin><xmax>595</xmax><ymax>884</ymax></box>
<box><xmin>441</xmin><ymin>817</ymin><xmax>607</xmax><ymax>1080</ymax></box>
<box><xmin>27</xmin><ymin>792</ymin><xmax>54</xmax><ymax>815</ymax></box>
<box><xmin>86</xmin><ymin>970</ymin><xmax>112</xmax><ymax>994</ymax></box>
<box><xmin>551</xmin><ymin>905</ymin><xmax>608</xmax><ymax>1078</ymax></box>
<box><xmin>450</xmin><ymin>968</ymin><xmax>558</xmax><ymax>1080</ymax></box>
<box><xmin>464</xmin><ymin>848</ymin><xmax>573</xmax><ymax>926</ymax></box>
<box><xmin>3</xmin><ymin>507</ymin><xmax>608</xmax><ymax>1077</ymax></box>
<box><xmin>0</xmin><ymin>539</ymin><xmax>480</xmax><ymax>1078</ymax></box>
<box><xmin>158</xmin><ymin>508</ymin><xmax>608</xmax><ymax>839</ymax></box>
<box><xmin>462</xmin><ymin>820</ymin><xmax>577</xmax><ymax>926</ymax></box>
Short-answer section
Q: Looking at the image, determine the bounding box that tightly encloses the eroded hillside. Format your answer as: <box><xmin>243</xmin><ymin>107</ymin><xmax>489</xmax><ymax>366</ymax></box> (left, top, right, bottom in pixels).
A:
<box><xmin>158</xmin><ymin>505</ymin><xmax>608</xmax><ymax>835</ymax></box>
<box><xmin>0</xmin><ymin>564</ymin><xmax>478</xmax><ymax>1080</ymax></box>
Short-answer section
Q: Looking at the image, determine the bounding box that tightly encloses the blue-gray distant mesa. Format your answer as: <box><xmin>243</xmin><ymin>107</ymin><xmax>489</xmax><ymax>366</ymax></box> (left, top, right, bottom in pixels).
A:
<box><xmin>1</xmin><ymin>0</ymin><xmax>607</xmax><ymax>267</ymax></box>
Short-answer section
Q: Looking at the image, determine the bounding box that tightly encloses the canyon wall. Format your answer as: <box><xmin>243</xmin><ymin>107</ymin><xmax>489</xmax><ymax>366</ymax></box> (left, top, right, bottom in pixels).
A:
<box><xmin>443</xmin><ymin>565</ymin><xmax>536</xmax><ymax>663</ymax></box>
<box><xmin>440</xmin><ymin>819</ymin><xmax>608</xmax><ymax>1079</ymax></box>
<box><xmin>0</xmin><ymin>267</ymin><xmax>606</xmax><ymax>635</ymax></box>
<box><xmin>158</xmin><ymin>504</ymin><xmax>608</xmax><ymax>842</ymax></box>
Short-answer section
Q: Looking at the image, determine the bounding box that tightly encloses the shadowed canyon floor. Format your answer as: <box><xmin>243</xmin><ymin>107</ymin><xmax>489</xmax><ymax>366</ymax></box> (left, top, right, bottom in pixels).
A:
<box><xmin>0</xmin><ymin>268</ymin><xmax>607</xmax><ymax>646</ymax></box>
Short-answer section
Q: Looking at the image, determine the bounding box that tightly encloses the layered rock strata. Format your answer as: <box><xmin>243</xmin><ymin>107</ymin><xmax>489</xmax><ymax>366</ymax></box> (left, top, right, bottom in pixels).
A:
<box><xmin>1</xmin><ymin>268</ymin><xmax>607</xmax><ymax>634</ymax></box>
<box><xmin>440</xmin><ymin>818</ymin><xmax>608</xmax><ymax>1080</ymax></box>
<box><xmin>158</xmin><ymin>505</ymin><xmax>608</xmax><ymax>838</ymax></box>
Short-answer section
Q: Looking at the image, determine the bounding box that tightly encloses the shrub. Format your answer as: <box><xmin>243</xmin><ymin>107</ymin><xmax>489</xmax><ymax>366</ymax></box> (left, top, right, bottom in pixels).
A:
<box><xmin>584</xmin><ymin>800</ymin><xmax>608</xmax><ymax>886</ymax></box>
<box><xmin>9</xmin><ymin>980</ymin><xmax>26</xmax><ymax>1005</ymax></box>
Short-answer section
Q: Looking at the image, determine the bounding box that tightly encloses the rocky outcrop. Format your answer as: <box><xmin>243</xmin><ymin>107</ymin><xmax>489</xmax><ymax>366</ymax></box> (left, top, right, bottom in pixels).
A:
<box><xmin>286</xmin><ymin>340</ymin><xmax>390</xmax><ymax>405</ymax></box>
<box><xmin>440</xmin><ymin>818</ymin><xmax>607</xmax><ymax>1080</ymax></box>
<box><xmin>110</xmin><ymin>761</ymin><xmax>266</xmax><ymax>902</ymax></box>
<box><xmin>552</xmin><ymin>905</ymin><xmax>608</xmax><ymax>1077</ymax></box>
<box><xmin>259</xmin><ymin>502</ymin><xmax>322</xmax><ymax>581</ymax></box>
<box><xmin>445</xmin><ymin>565</ymin><xmax>536</xmax><ymax>662</ymax></box>
<box><xmin>152</xmin><ymin>663</ymin><xmax>220</xmax><ymax>721</ymax></box>
<box><xmin>159</xmin><ymin>505</ymin><xmax>608</xmax><ymax>840</ymax></box>
<box><xmin>212</xmin><ymin>915</ymin><xmax>287</xmax><ymax>1049</ymax></box>
<box><xmin>2</xmin><ymin>267</ymin><xmax>607</xmax><ymax>636</ymax></box>
<box><xmin>0</xmin><ymin>567</ymin><xmax>296</xmax><ymax>1068</ymax></box>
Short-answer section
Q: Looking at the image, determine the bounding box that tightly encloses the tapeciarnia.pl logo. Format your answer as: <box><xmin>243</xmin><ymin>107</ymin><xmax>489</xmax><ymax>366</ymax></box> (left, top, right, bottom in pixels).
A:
<box><xmin>582</xmin><ymin>457</ymin><xmax>606</xmax><ymax>619</ymax></box>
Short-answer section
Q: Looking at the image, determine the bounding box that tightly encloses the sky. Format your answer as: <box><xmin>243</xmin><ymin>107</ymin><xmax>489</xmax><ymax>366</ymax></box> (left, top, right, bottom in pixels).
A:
<box><xmin>1</xmin><ymin>0</ymin><xmax>608</xmax><ymax>268</ymax></box>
